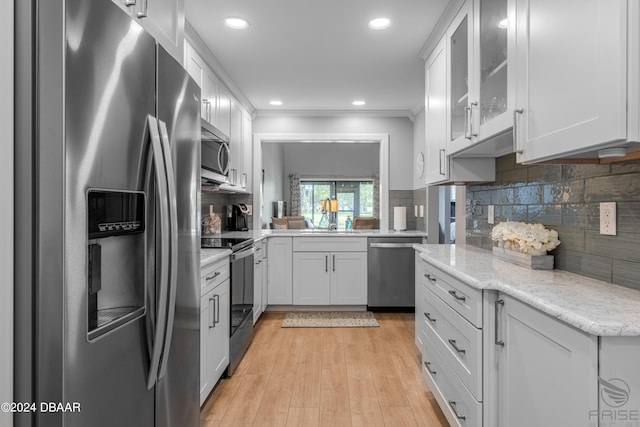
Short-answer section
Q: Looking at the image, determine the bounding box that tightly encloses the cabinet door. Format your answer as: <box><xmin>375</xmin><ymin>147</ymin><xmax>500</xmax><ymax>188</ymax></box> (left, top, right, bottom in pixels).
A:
<box><xmin>253</xmin><ymin>254</ymin><xmax>263</xmax><ymax>323</ymax></box>
<box><xmin>330</xmin><ymin>252</ymin><xmax>367</xmax><ymax>305</ymax></box>
<box><xmin>227</xmin><ymin>103</ymin><xmax>243</xmax><ymax>187</ymax></box>
<box><xmin>242</xmin><ymin>113</ymin><xmax>252</xmax><ymax>192</ymax></box>
<box><xmin>199</xmin><ymin>292</ymin><xmax>212</xmax><ymax>405</ymax></box>
<box><xmin>496</xmin><ymin>294</ymin><xmax>598</xmax><ymax>427</ymax></box>
<box><xmin>267</xmin><ymin>238</ymin><xmax>293</xmax><ymax>304</ymax></box>
<box><xmin>447</xmin><ymin>0</ymin><xmax>474</xmax><ymax>154</ymax></box>
<box><xmin>217</xmin><ymin>88</ymin><xmax>232</xmax><ymax>137</ymax></box>
<box><xmin>514</xmin><ymin>0</ymin><xmax>627</xmax><ymax>162</ymax></box>
<box><xmin>473</xmin><ymin>0</ymin><xmax>513</xmax><ymax>140</ymax></box>
<box><xmin>202</xmin><ymin>69</ymin><xmax>220</xmax><ymax>126</ymax></box>
<box><xmin>139</xmin><ymin>0</ymin><xmax>184</xmax><ymax>62</ymax></box>
<box><xmin>425</xmin><ymin>36</ymin><xmax>449</xmax><ymax>185</ymax></box>
<box><xmin>209</xmin><ymin>279</ymin><xmax>230</xmax><ymax>387</ymax></box>
<box><xmin>261</xmin><ymin>247</ymin><xmax>268</xmax><ymax>312</ymax></box>
<box><xmin>293</xmin><ymin>252</ymin><xmax>331</xmax><ymax>304</ymax></box>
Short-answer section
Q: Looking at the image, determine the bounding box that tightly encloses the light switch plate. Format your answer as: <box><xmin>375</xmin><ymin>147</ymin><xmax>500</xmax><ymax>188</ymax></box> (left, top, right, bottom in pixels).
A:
<box><xmin>488</xmin><ymin>205</ymin><xmax>495</xmax><ymax>225</ymax></box>
<box><xmin>419</xmin><ymin>205</ymin><xmax>424</xmax><ymax>218</ymax></box>
<box><xmin>600</xmin><ymin>202</ymin><xmax>616</xmax><ymax>235</ymax></box>
<box><xmin>415</xmin><ymin>205</ymin><xmax>418</xmax><ymax>217</ymax></box>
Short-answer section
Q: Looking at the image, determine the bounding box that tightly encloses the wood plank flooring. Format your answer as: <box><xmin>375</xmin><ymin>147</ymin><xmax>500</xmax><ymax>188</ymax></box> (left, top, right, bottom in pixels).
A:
<box><xmin>200</xmin><ymin>312</ymin><xmax>449</xmax><ymax>427</ymax></box>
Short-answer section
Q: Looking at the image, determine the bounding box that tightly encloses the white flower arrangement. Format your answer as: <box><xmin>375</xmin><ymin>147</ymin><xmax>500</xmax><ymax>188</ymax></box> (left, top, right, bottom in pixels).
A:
<box><xmin>491</xmin><ymin>221</ymin><xmax>561</xmax><ymax>256</ymax></box>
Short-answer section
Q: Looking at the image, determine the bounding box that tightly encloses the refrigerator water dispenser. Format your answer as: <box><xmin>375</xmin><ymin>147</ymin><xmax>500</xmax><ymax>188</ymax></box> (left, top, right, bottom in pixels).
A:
<box><xmin>87</xmin><ymin>190</ymin><xmax>146</xmax><ymax>340</ymax></box>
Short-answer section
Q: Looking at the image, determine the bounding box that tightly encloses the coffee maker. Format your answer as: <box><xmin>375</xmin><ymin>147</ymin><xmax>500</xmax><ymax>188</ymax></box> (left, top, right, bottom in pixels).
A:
<box><xmin>228</xmin><ymin>203</ymin><xmax>250</xmax><ymax>231</ymax></box>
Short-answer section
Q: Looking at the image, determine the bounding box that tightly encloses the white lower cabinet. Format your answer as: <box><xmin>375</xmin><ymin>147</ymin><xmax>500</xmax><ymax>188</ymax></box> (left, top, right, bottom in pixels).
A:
<box><xmin>494</xmin><ymin>294</ymin><xmax>598</xmax><ymax>427</ymax></box>
<box><xmin>253</xmin><ymin>241</ymin><xmax>263</xmax><ymax>323</ymax></box>
<box><xmin>267</xmin><ymin>237</ymin><xmax>293</xmax><ymax>305</ymax></box>
<box><xmin>416</xmin><ymin>254</ymin><xmax>483</xmax><ymax>427</ymax></box>
<box><xmin>292</xmin><ymin>251</ymin><xmax>367</xmax><ymax>305</ymax></box>
<box><xmin>200</xmin><ymin>277</ymin><xmax>230</xmax><ymax>405</ymax></box>
<box><xmin>292</xmin><ymin>237</ymin><xmax>367</xmax><ymax>306</ymax></box>
<box><xmin>416</xmin><ymin>250</ymin><xmax>639</xmax><ymax>427</ymax></box>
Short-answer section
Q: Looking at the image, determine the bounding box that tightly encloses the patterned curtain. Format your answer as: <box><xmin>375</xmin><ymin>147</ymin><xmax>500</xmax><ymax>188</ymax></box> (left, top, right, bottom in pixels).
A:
<box><xmin>289</xmin><ymin>174</ymin><xmax>301</xmax><ymax>216</ymax></box>
<box><xmin>372</xmin><ymin>175</ymin><xmax>380</xmax><ymax>219</ymax></box>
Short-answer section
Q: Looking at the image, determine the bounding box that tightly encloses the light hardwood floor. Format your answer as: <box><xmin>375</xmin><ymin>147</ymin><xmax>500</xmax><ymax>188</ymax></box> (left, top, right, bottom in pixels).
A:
<box><xmin>200</xmin><ymin>312</ymin><xmax>449</xmax><ymax>427</ymax></box>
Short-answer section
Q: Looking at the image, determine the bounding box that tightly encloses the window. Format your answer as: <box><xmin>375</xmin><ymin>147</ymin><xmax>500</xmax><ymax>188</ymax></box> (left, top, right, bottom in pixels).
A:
<box><xmin>300</xmin><ymin>180</ymin><xmax>374</xmax><ymax>228</ymax></box>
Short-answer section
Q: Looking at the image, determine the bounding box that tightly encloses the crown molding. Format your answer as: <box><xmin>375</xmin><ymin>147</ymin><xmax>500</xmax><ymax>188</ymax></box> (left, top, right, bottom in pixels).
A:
<box><xmin>418</xmin><ymin>0</ymin><xmax>466</xmax><ymax>60</ymax></box>
<box><xmin>254</xmin><ymin>109</ymin><xmax>414</xmax><ymax>119</ymax></box>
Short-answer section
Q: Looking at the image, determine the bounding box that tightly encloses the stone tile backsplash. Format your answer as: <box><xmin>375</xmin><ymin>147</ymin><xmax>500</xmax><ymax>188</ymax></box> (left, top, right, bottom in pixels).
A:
<box><xmin>466</xmin><ymin>154</ymin><xmax>640</xmax><ymax>290</ymax></box>
<box><xmin>388</xmin><ymin>189</ymin><xmax>427</xmax><ymax>231</ymax></box>
<box><xmin>201</xmin><ymin>191</ymin><xmax>253</xmax><ymax>232</ymax></box>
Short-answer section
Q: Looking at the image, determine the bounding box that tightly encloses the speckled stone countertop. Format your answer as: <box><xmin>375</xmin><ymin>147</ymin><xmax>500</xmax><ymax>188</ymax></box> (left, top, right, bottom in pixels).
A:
<box><xmin>200</xmin><ymin>248</ymin><xmax>231</xmax><ymax>267</ymax></box>
<box><xmin>414</xmin><ymin>244</ymin><xmax>640</xmax><ymax>336</ymax></box>
<box><xmin>220</xmin><ymin>230</ymin><xmax>427</xmax><ymax>239</ymax></box>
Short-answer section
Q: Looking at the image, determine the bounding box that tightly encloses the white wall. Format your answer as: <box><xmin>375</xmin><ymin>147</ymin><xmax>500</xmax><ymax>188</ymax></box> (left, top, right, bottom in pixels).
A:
<box><xmin>1</xmin><ymin>2</ymin><xmax>14</xmax><ymax>424</ymax></box>
<box><xmin>283</xmin><ymin>142</ymin><xmax>379</xmax><ymax>178</ymax></box>
<box><xmin>253</xmin><ymin>115</ymin><xmax>414</xmax><ymax>190</ymax></box>
<box><xmin>261</xmin><ymin>144</ymin><xmax>286</xmax><ymax>227</ymax></box>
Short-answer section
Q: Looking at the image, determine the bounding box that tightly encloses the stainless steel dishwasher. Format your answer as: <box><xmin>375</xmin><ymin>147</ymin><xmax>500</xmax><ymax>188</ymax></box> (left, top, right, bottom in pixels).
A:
<box><xmin>367</xmin><ymin>237</ymin><xmax>423</xmax><ymax>309</ymax></box>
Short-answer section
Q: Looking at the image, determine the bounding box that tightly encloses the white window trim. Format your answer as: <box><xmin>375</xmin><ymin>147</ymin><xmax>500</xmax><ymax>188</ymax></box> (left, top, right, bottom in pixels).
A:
<box><xmin>252</xmin><ymin>133</ymin><xmax>390</xmax><ymax>232</ymax></box>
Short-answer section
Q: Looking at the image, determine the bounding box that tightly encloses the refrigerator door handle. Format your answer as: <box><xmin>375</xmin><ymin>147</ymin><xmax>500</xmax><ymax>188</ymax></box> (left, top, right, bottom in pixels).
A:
<box><xmin>145</xmin><ymin>115</ymin><xmax>171</xmax><ymax>390</ymax></box>
<box><xmin>157</xmin><ymin>119</ymin><xmax>179</xmax><ymax>380</ymax></box>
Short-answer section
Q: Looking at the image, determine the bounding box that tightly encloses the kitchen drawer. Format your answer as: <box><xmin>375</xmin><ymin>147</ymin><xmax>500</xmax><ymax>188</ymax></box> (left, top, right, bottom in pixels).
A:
<box><xmin>293</xmin><ymin>237</ymin><xmax>367</xmax><ymax>252</ymax></box>
<box><xmin>201</xmin><ymin>257</ymin><xmax>229</xmax><ymax>295</ymax></box>
<box><xmin>421</xmin><ymin>291</ymin><xmax>482</xmax><ymax>400</ymax></box>
<box><xmin>422</xmin><ymin>261</ymin><xmax>482</xmax><ymax>327</ymax></box>
<box><xmin>421</xmin><ymin>329</ymin><xmax>481</xmax><ymax>427</ymax></box>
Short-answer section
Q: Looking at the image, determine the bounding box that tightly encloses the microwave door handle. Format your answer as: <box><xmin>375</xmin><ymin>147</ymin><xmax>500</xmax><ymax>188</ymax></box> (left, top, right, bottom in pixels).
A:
<box><xmin>157</xmin><ymin>120</ymin><xmax>179</xmax><ymax>380</ymax></box>
<box><xmin>144</xmin><ymin>115</ymin><xmax>170</xmax><ymax>391</ymax></box>
<box><xmin>219</xmin><ymin>142</ymin><xmax>230</xmax><ymax>175</ymax></box>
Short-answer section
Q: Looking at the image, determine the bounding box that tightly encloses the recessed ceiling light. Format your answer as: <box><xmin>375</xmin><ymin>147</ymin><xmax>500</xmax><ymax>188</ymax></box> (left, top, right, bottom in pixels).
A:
<box><xmin>498</xmin><ymin>18</ymin><xmax>508</xmax><ymax>29</ymax></box>
<box><xmin>269</xmin><ymin>100</ymin><xmax>283</xmax><ymax>106</ymax></box>
<box><xmin>225</xmin><ymin>17</ymin><xmax>250</xmax><ymax>30</ymax></box>
<box><xmin>368</xmin><ymin>18</ymin><xmax>391</xmax><ymax>30</ymax></box>
<box><xmin>352</xmin><ymin>100</ymin><xmax>366</xmax><ymax>106</ymax></box>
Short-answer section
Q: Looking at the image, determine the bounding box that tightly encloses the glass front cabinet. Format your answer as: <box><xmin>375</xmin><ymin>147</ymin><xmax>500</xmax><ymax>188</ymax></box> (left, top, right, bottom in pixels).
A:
<box><xmin>447</xmin><ymin>0</ymin><xmax>514</xmax><ymax>155</ymax></box>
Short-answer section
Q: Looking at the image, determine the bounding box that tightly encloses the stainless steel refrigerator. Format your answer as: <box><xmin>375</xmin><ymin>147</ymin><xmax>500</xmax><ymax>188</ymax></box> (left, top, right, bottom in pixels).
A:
<box><xmin>14</xmin><ymin>0</ymin><xmax>200</xmax><ymax>425</ymax></box>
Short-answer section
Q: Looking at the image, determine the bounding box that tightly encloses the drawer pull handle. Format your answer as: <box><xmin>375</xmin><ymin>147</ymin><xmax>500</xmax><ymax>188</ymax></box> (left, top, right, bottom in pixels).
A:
<box><xmin>448</xmin><ymin>290</ymin><xmax>466</xmax><ymax>302</ymax></box>
<box><xmin>424</xmin><ymin>361</ymin><xmax>436</xmax><ymax>375</ymax></box>
<box><xmin>448</xmin><ymin>339</ymin><xmax>466</xmax><ymax>354</ymax></box>
<box><xmin>448</xmin><ymin>400</ymin><xmax>466</xmax><ymax>421</ymax></box>
<box><xmin>424</xmin><ymin>312</ymin><xmax>436</xmax><ymax>323</ymax></box>
<box><xmin>495</xmin><ymin>299</ymin><xmax>505</xmax><ymax>347</ymax></box>
<box><xmin>206</xmin><ymin>271</ymin><xmax>221</xmax><ymax>281</ymax></box>
<box><xmin>424</xmin><ymin>273</ymin><xmax>436</xmax><ymax>283</ymax></box>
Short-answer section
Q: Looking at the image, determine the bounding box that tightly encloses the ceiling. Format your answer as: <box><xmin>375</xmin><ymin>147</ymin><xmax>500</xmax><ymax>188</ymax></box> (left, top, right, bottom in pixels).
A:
<box><xmin>185</xmin><ymin>0</ymin><xmax>450</xmax><ymax>116</ymax></box>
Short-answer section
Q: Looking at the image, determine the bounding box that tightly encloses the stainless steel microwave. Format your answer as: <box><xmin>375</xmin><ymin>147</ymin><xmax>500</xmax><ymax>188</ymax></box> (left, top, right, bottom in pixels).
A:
<box><xmin>201</xmin><ymin>120</ymin><xmax>230</xmax><ymax>183</ymax></box>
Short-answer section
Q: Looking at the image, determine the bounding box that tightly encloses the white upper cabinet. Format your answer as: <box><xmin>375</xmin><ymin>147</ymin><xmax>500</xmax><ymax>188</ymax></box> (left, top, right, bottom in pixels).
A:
<box><xmin>242</xmin><ymin>113</ymin><xmax>253</xmax><ymax>193</ymax></box>
<box><xmin>447</xmin><ymin>0</ymin><xmax>514</xmax><ymax>155</ymax></box>
<box><xmin>111</xmin><ymin>0</ymin><xmax>184</xmax><ymax>62</ymax></box>
<box><xmin>425</xmin><ymin>37</ymin><xmax>449</xmax><ymax>184</ymax></box>
<box><xmin>473</xmin><ymin>0</ymin><xmax>513</xmax><ymax>142</ymax></box>
<box><xmin>424</xmin><ymin>0</ymin><xmax>500</xmax><ymax>185</ymax></box>
<box><xmin>513</xmin><ymin>0</ymin><xmax>629</xmax><ymax>163</ymax></box>
<box><xmin>447</xmin><ymin>1</ymin><xmax>474</xmax><ymax>154</ymax></box>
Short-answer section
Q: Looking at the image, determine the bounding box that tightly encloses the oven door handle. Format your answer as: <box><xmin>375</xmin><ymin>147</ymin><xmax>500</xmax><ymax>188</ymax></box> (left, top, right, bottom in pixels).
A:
<box><xmin>232</xmin><ymin>247</ymin><xmax>255</xmax><ymax>261</ymax></box>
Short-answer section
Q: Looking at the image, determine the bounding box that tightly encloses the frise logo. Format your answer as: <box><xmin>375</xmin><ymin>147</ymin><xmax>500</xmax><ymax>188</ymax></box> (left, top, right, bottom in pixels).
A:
<box><xmin>599</xmin><ymin>377</ymin><xmax>630</xmax><ymax>408</ymax></box>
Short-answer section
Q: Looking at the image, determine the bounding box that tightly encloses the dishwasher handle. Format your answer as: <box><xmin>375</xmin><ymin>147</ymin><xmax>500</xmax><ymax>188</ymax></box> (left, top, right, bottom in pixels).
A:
<box><xmin>369</xmin><ymin>243</ymin><xmax>417</xmax><ymax>249</ymax></box>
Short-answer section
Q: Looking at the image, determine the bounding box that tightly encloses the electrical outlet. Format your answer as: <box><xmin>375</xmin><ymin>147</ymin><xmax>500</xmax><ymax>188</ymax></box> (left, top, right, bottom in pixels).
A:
<box><xmin>419</xmin><ymin>205</ymin><xmax>424</xmax><ymax>218</ymax></box>
<box><xmin>246</xmin><ymin>204</ymin><xmax>253</xmax><ymax>216</ymax></box>
<box><xmin>415</xmin><ymin>205</ymin><xmax>418</xmax><ymax>217</ymax></box>
<box><xmin>600</xmin><ymin>202</ymin><xmax>616</xmax><ymax>235</ymax></box>
<box><xmin>488</xmin><ymin>205</ymin><xmax>495</xmax><ymax>225</ymax></box>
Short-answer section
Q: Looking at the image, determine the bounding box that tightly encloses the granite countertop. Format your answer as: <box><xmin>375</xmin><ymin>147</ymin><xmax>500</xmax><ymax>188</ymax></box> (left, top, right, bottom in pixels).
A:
<box><xmin>414</xmin><ymin>244</ymin><xmax>640</xmax><ymax>337</ymax></box>
<box><xmin>260</xmin><ymin>229</ymin><xmax>427</xmax><ymax>238</ymax></box>
<box><xmin>200</xmin><ymin>248</ymin><xmax>232</xmax><ymax>267</ymax></box>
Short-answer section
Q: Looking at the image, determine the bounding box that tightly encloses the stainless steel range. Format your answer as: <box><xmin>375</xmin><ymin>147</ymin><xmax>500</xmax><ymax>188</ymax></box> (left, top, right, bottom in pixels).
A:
<box><xmin>201</xmin><ymin>237</ymin><xmax>254</xmax><ymax>375</ymax></box>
